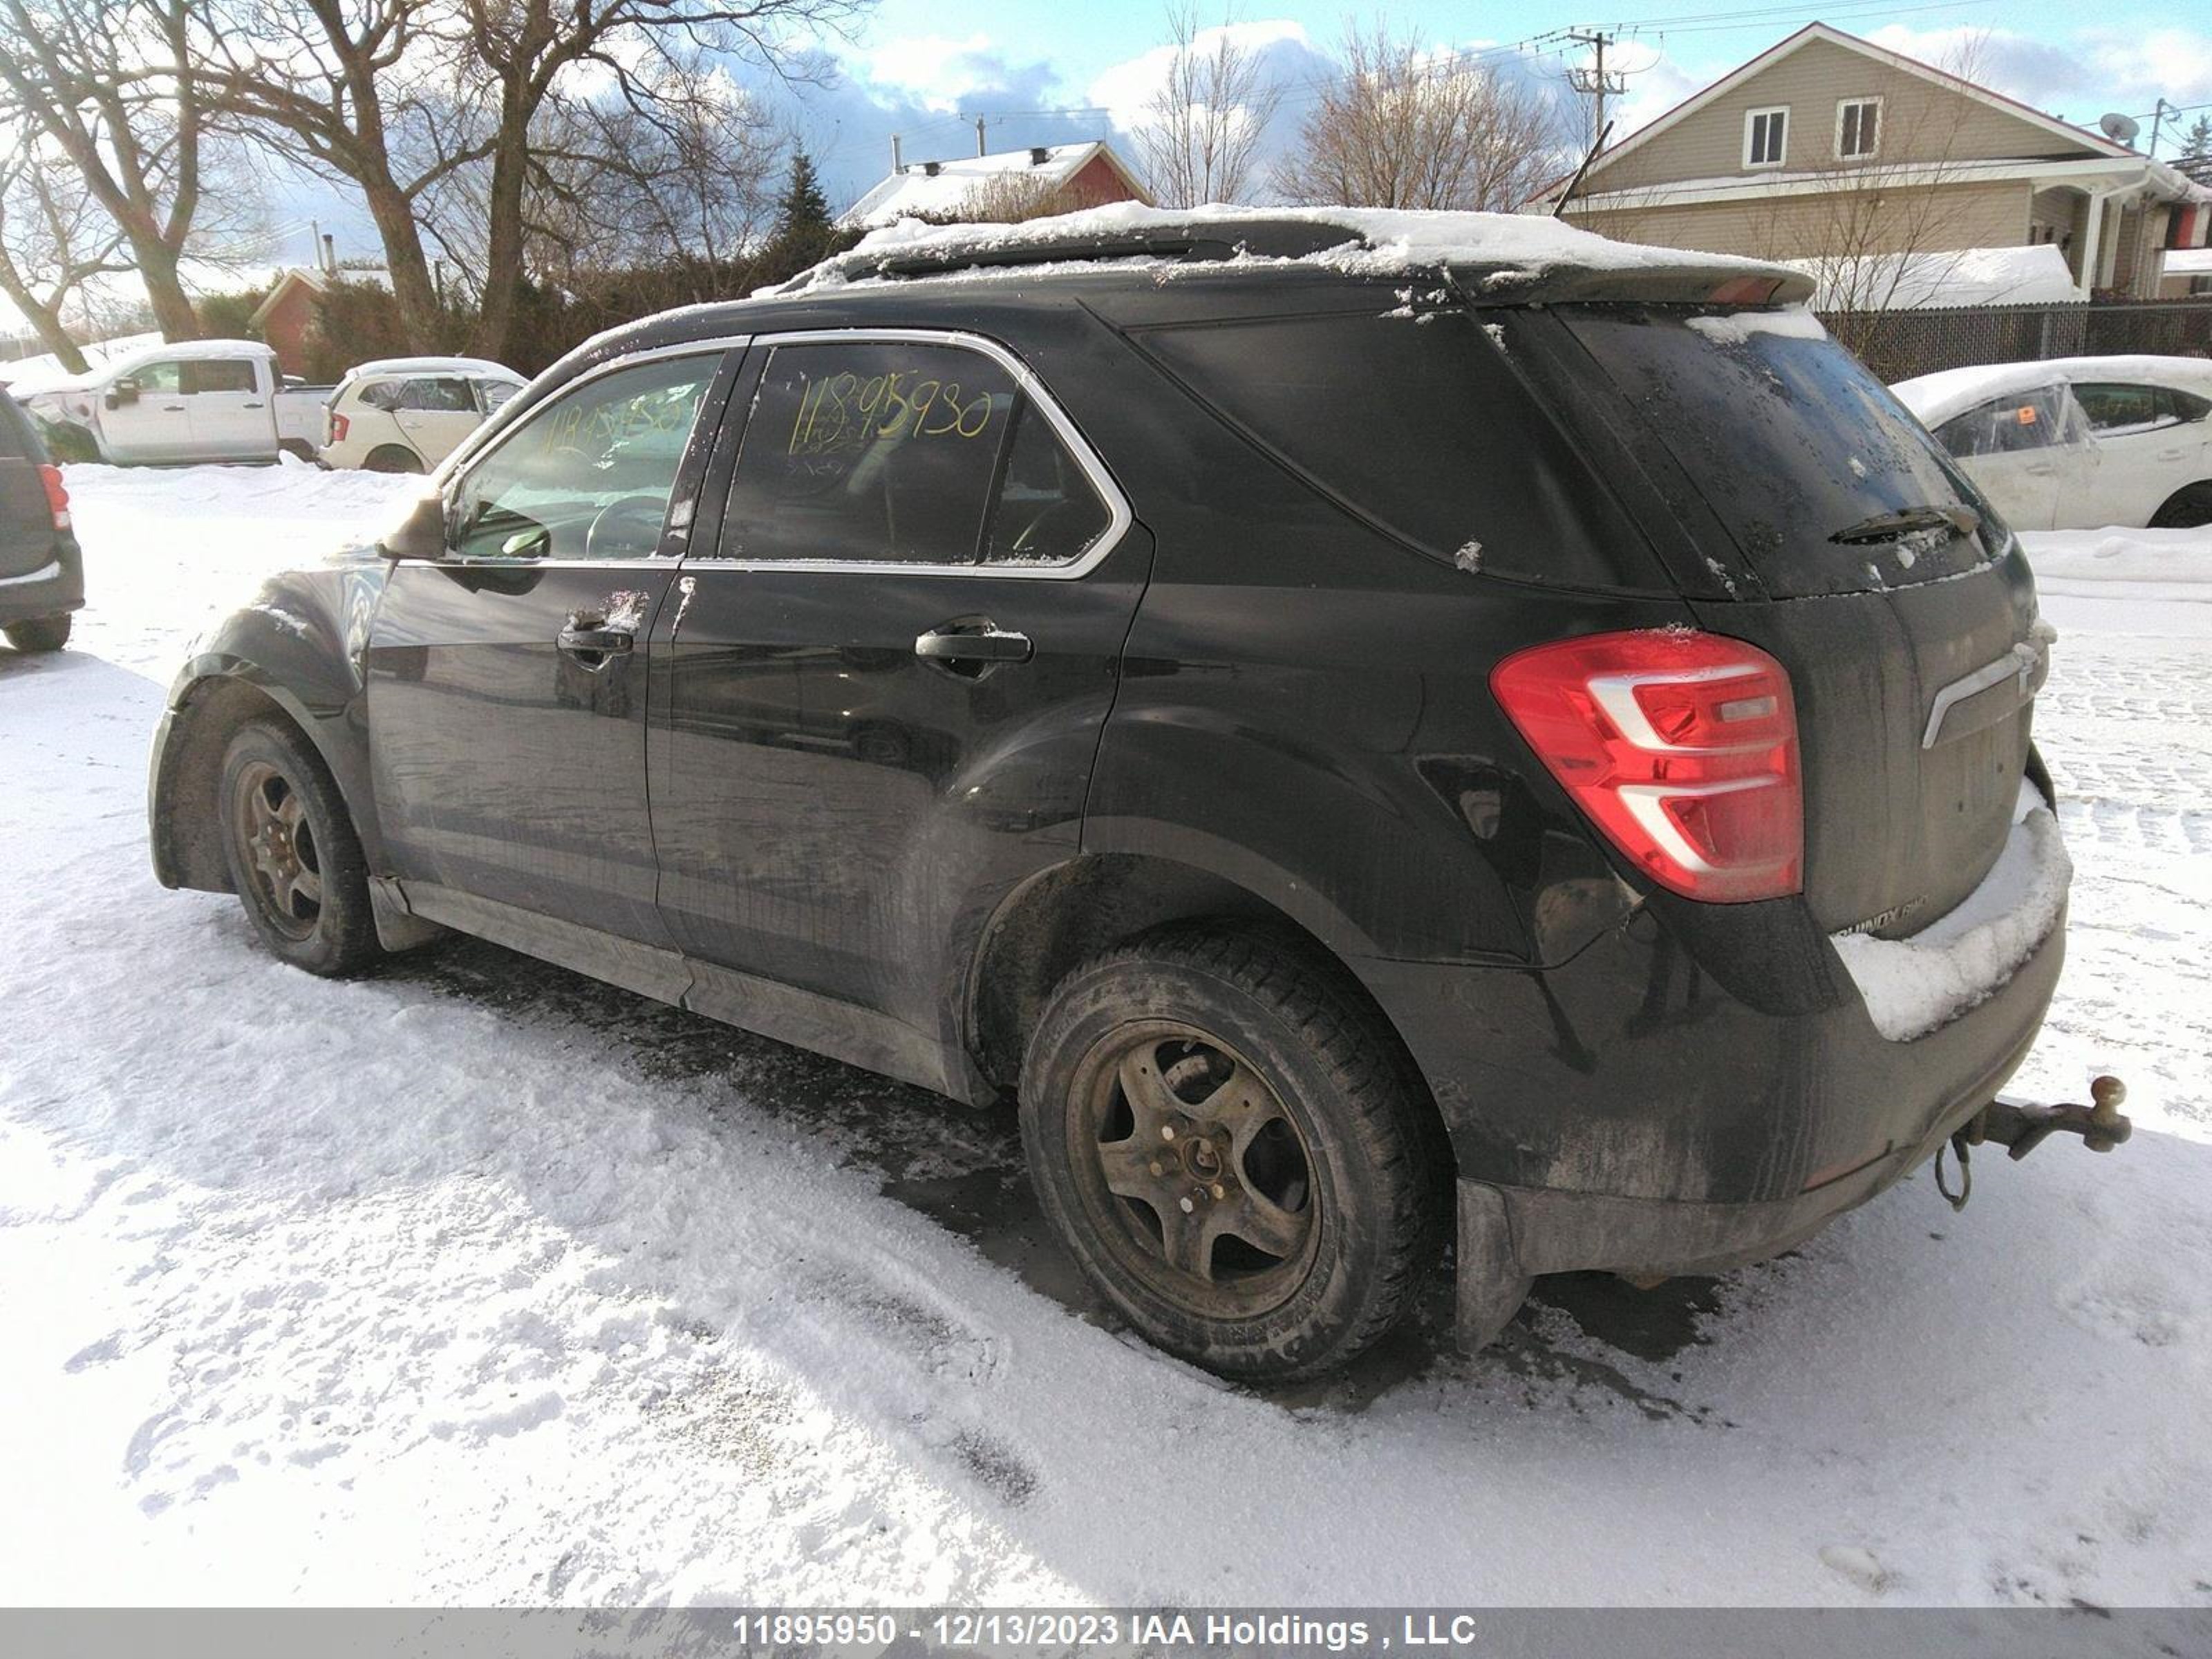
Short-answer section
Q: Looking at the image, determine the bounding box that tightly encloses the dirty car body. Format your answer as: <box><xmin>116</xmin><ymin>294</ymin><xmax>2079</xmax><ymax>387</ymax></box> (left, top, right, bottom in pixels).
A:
<box><xmin>149</xmin><ymin>209</ymin><xmax>2077</xmax><ymax>1378</ymax></box>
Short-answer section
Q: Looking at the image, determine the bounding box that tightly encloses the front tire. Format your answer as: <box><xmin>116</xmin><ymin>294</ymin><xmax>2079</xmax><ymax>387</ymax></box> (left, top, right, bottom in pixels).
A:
<box><xmin>1020</xmin><ymin>926</ymin><xmax>1443</xmax><ymax>1381</ymax></box>
<box><xmin>3</xmin><ymin>615</ymin><xmax>71</xmax><ymax>653</ymax></box>
<box><xmin>216</xmin><ymin>719</ymin><xmax>380</xmax><ymax>975</ymax></box>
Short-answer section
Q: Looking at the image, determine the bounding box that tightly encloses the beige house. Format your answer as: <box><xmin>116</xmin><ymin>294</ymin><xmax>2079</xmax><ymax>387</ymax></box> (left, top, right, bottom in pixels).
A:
<box><xmin>1529</xmin><ymin>23</ymin><xmax>2212</xmax><ymax>303</ymax></box>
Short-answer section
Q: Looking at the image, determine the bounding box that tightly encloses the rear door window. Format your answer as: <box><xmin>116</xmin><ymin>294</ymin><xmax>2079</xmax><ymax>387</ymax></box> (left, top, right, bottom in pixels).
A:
<box><xmin>398</xmin><ymin>377</ymin><xmax>474</xmax><ymax>413</ymax></box>
<box><xmin>182</xmin><ymin>359</ymin><xmax>257</xmax><ymax>395</ymax></box>
<box><xmin>719</xmin><ymin>339</ymin><xmax>1108</xmax><ymax>569</ymax></box>
<box><xmin>1559</xmin><ymin>306</ymin><xmax>1998</xmax><ymax>597</ymax></box>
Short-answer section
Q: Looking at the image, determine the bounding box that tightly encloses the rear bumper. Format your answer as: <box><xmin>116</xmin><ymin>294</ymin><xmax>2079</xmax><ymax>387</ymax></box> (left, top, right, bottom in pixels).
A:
<box><xmin>1362</xmin><ymin>882</ymin><xmax>2065</xmax><ymax>1280</ymax></box>
<box><xmin>0</xmin><ymin>541</ymin><xmax>84</xmax><ymax>624</ymax></box>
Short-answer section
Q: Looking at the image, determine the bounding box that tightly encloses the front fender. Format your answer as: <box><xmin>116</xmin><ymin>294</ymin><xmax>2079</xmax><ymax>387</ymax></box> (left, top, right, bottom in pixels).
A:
<box><xmin>148</xmin><ymin>558</ymin><xmax>392</xmax><ymax>890</ymax></box>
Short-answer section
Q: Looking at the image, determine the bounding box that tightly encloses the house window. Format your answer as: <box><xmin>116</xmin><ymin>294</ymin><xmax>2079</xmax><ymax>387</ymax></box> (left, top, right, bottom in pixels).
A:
<box><xmin>1744</xmin><ymin>106</ymin><xmax>1789</xmax><ymax>168</ymax></box>
<box><xmin>1837</xmin><ymin>97</ymin><xmax>1882</xmax><ymax>160</ymax></box>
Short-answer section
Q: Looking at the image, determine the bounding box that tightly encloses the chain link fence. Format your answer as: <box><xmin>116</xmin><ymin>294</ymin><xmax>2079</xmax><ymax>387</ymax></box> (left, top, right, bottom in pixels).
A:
<box><xmin>1820</xmin><ymin>298</ymin><xmax>2212</xmax><ymax>383</ymax></box>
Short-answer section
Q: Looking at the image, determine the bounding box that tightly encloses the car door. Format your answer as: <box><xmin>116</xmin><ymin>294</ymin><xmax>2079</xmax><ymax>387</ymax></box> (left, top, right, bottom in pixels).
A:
<box><xmin>364</xmin><ymin>344</ymin><xmax>742</xmax><ymax>969</ymax></box>
<box><xmin>182</xmin><ymin>357</ymin><xmax>275</xmax><ymax>460</ymax></box>
<box><xmin>1933</xmin><ymin>384</ymin><xmax>2079</xmax><ymax>531</ymax></box>
<box><xmin>101</xmin><ymin>359</ymin><xmax>189</xmax><ymax>462</ymax></box>
<box><xmin>648</xmin><ymin>330</ymin><xmax>1149</xmax><ymax>1047</ymax></box>
<box><xmin>393</xmin><ymin>376</ymin><xmax>485</xmax><ymax>467</ymax></box>
<box><xmin>2069</xmin><ymin>381</ymin><xmax>2207</xmax><ymax>527</ymax></box>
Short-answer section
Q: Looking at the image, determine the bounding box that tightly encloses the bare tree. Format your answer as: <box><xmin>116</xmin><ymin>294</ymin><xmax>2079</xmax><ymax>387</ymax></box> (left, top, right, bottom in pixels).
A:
<box><xmin>0</xmin><ymin>113</ymin><xmax>129</xmax><ymax>370</ymax></box>
<box><xmin>1134</xmin><ymin>4</ymin><xmax>1284</xmax><ymax>208</ymax></box>
<box><xmin>451</xmin><ymin>0</ymin><xmax>865</xmax><ymax>361</ymax></box>
<box><xmin>186</xmin><ymin>0</ymin><xmax>482</xmax><ymax>351</ymax></box>
<box><xmin>0</xmin><ymin>0</ymin><xmax>220</xmax><ymax>339</ymax></box>
<box><xmin>1273</xmin><ymin>23</ymin><xmax>1571</xmax><ymax>212</ymax></box>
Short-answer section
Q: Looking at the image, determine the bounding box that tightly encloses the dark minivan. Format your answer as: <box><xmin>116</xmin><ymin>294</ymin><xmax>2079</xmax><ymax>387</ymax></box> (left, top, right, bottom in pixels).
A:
<box><xmin>0</xmin><ymin>386</ymin><xmax>82</xmax><ymax>653</ymax></box>
<box><xmin>149</xmin><ymin>211</ymin><xmax>2073</xmax><ymax>1380</ymax></box>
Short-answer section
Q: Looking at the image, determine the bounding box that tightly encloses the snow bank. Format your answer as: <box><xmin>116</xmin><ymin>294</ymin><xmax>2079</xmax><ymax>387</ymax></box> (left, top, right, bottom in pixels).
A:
<box><xmin>2020</xmin><ymin>527</ymin><xmax>2212</xmax><ymax>589</ymax></box>
<box><xmin>1834</xmin><ymin>783</ymin><xmax>2072</xmax><ymax>1042</ymax></box>
<box><xmin>789</xmin><ymin>203</ymin><xmax>1796</xmax><ymax>293</ymax></box>
<box><xmin>1893</xmin><ymin>355</ymin><xmax>2212</xmax><ymax>431</ymax></box>
<box><xmin>1781</xmin><ymin>245</ymin><xmax>2080</xmax><ymax>312</ymax></box>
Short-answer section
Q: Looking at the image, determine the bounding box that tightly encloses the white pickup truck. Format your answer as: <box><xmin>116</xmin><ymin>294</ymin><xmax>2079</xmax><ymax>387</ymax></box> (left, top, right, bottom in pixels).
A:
<box><xmin>15</xmin><ymin>339</ymin><xmax>332</xmax><ymax>465</ymax></box>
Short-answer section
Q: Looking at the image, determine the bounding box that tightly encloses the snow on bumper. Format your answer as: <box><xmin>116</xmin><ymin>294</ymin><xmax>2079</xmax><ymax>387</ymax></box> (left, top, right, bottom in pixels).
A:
<box><xmin>1833</xmin><ymin>782</ymin><xmax>2071</xmax><ymax>1043</ymax></box>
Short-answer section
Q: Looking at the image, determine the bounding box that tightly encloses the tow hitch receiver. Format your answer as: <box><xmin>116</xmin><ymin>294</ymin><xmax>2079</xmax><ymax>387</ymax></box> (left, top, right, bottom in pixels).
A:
<box><xmin>1935</xmin><ymin>1076</ymin><xmax>2130</xmax><ymax>1210</ymax></box>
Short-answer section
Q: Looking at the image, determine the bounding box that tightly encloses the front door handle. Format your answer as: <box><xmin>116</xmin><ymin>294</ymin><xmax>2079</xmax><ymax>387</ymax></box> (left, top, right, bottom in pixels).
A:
<box><xmin>558</xmin><ymin>624</ymin><xmax>632</xmax><ymax>657</ymax></box>
<box><xmin>915</xmin><ymin>624</ymin><xmax>1033</xmax><ymax>665</ymax></box>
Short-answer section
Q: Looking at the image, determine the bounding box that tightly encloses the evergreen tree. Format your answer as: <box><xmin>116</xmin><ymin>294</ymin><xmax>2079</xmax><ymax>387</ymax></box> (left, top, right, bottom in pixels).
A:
<box><xmin>2180</xmin><ymin>113</ymin><xmax>2212</xmax><ymax>161</ymax></box>
<box><xmin>775</xmin><ymin>152</ymin><xmax>834</xmax><ymax>243</ymax></box>
<box><xmin>756</xmin><ymin>150</ymin><xmax>856</xmax><ymax>285</ymax></box>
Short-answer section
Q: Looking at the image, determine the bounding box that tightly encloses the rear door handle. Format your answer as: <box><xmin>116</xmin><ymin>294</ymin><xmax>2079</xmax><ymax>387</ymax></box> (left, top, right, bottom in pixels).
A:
<box><xmin>558</xmin><ymin>624</ymin><xmax>632</xmax><ymax>657</ymax></box>
<box><xmin>243</xmin><ymin>401</ymin><xmax>264</xmax><ymax>409</ymax></box>
<box><xmin>914</xmin><ymin>624</ymin><xmax>1032</xmax><ymax>664</ymax></box>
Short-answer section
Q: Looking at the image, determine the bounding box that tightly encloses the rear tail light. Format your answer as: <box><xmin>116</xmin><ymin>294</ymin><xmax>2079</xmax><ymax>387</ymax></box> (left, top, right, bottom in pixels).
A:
<box><xmin>1491</xmin><ymin>629</ymin><xmax>1802</xmax><ymax>903</ymax></box>
<box><xmin>329</xmin><ymin>411</ymin><xmax>349</xmax><ymax>445</ymax></box>
<box><xmin>38</xmin><ymin>464</ymin><xmax>70</xmax><ymax>532</ymax></box>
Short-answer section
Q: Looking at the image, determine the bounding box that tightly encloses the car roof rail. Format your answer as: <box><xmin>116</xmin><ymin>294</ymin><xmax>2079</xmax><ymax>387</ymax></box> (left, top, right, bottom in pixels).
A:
<box><xmin>777</xmin><ymin>217</ymin><xmax>1374</xmax><ymax>292</ymax></box>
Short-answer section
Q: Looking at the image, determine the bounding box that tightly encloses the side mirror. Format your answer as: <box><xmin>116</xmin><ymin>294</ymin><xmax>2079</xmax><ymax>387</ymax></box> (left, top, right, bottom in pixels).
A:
<box><xmin>105</xmin><ymin>379</ymin><xmax>138</xmax><ymax>410</ymax></box>
<box><xmin>378</xmin><ymin>492</ymin><xmax>449</xmax><ymax>561</ymax></box>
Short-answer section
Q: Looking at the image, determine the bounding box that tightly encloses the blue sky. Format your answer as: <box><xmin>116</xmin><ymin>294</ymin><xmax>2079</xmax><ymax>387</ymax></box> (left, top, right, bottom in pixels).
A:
<box><xmin>255</xmin><ymin>3</ymin><xmax>2212</xmax><ymax>270</ymax></box>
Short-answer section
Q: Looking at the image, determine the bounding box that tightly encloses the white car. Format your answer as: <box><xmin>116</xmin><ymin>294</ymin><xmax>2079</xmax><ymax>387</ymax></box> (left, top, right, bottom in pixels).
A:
<box><xmin>1893</xmin><ymin>355</ymin><xmax>2212</xmax><ymax>530</ymax></box>
<box><xmin>319</xmin><ymin>357</ymin><xmax>526</xmax><ymax>474</ymax></box>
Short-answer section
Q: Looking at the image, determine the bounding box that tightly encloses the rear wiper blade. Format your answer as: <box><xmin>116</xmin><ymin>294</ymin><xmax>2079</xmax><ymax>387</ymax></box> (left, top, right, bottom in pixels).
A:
<box><xmin>1830</xmin><ymin>505</ymin><xmax>1980</xmax><ymax>545</ymax></box>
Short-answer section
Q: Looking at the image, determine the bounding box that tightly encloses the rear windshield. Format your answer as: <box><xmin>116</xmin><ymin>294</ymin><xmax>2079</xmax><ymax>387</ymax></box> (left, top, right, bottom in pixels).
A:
<box><xmin>0</xmin><ymin>393</ymin><xmax>36</xmax><ymax>461</ymax></box>
<box><xmin>1558</xmin><ymin>306</ymin><xmax>1996</xmax><ymax>598</ymax></box>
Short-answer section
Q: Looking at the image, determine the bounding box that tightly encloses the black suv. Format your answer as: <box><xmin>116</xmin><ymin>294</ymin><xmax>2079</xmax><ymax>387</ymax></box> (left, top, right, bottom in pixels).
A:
<box><xmin>150</xmin><ymin>212</ymin><xmax>2067</xmax><ymax>1380</ymax></box>
<box><xmin>0</xmin><ymin>386</ymin><xmax>82</xmax><ymax>653</ymax></box>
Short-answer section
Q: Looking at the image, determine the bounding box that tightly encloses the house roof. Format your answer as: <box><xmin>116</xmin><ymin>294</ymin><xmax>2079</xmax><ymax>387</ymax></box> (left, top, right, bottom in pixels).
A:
<box><xmin>836</xmin><ymin>141</ymin><xmax>1147</xmax><ymax>229</ymax></box>
<box><xmin>248</xmin><ymin>265</ymin><xmax>393</xmax><ymax>328</ymax></box>
<box><xmin>1533</xmin><ymin>21</ymin><xmax>2133</xmax><ymax>207</ymax></box>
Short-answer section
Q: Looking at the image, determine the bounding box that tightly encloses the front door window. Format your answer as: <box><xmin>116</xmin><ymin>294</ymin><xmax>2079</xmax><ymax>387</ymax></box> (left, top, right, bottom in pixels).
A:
<box><xmin>449</xmin><ymin>355</ymin><xmax>718</xmax><ymax>562</ymax></box>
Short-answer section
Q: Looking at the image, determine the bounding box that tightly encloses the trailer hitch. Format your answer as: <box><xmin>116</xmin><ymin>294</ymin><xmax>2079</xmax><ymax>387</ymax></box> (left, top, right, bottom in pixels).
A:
<box><xmin>1933</xmin><ymin>1076</ymin><xmax>2130</xmax><ymax>1211</ymax></box>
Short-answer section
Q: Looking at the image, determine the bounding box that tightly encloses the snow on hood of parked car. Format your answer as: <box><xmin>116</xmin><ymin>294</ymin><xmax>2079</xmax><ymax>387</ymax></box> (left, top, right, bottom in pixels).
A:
<box><xmin>778</xmin><ymin>203</ymin><xmax>1800</xmax><ymax>294</ymax></box>
<box><xmin>1833</xmin><ymin>778</ymin><xmax>2072</xmax><ymax>1043</ymax></box>
<box><xmin>1782</xmin><ymin>245</ymin><xmax>2080</xmax><ymax>312</ymax></box>
<box><xmin>1893</xmin><ymin>355</ymin><xmax>2212</xmax><ymax>430</ymax></box>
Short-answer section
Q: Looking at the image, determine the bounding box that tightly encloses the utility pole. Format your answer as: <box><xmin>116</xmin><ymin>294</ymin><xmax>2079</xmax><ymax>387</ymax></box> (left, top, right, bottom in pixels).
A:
<box><xmin>2148</xmin><ymin>98</ymin><xmax>2176</xmax><ymax>159</ymax></box>
<box><xmin>975</xmin><ymin>115</ymin><xmax>988</xmax><ymax>157</ymax></box>
<box><xmin>1566</xmin><ymin>29</ymin><xmax>1626</xmax><ymax>153</ymax></box>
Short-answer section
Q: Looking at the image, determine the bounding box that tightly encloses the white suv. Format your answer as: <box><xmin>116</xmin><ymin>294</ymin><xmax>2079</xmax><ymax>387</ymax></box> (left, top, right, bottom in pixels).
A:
<box><xmin>319</xmin><ymin>357</ymin><xmax>526</xmax><ymax>474</ymax></box>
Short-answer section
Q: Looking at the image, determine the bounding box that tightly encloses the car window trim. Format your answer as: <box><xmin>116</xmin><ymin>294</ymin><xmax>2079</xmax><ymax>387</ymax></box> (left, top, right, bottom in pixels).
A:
<box><xmin>701</xmin><ymin>327</ymin><xmax>1133</xmax><ymax>581</ymax></box>
<box><xmin>429</xmin><ymin>337</ymin><xmax>749</xmax><ymax>568</ymax></box>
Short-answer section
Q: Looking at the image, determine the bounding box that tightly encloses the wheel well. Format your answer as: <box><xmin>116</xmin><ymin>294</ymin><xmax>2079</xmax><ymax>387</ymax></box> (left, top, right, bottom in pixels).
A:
<box><xmin>364</xmin><ymin>443</ymin><xmax>423</xmax><ymax>474</ymax></box>
<box><xmin>2152</xmin><ymin>479</ymin><xmax>2212</xmax><ymax>525</ymax></box>
<box><xmin>152</xmin><ymin>677</ymin><xmax>300</xmax><ymax>892</ymax></box>
<box><xmin>966</xmin><ymin>856</ymin><xmax>1446</xmax><ymax>1156</ymax></box>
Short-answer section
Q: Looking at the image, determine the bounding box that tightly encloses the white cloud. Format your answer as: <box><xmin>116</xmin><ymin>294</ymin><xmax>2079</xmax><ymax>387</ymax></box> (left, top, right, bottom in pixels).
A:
<box><xmin>841</xmin><ymin>32</ymin><xmax>1004</xmax><ymax>114</ymax></box>
<box><xmin>1086</xmin><ymin>19</ymin><xmax>1311</xmax><ymax>129</ymax></box>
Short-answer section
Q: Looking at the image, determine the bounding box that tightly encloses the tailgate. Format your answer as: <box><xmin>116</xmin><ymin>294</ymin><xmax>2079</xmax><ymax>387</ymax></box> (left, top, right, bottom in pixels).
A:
<box><xmin>1547</xmin><ymin>303</ymin><xmax>2043</xmax><ymax>939</ymax></box>
<box><xmin>0</xmin><ymin>458</ymin><xmax>57</xmax><ymax>579</ymax></box>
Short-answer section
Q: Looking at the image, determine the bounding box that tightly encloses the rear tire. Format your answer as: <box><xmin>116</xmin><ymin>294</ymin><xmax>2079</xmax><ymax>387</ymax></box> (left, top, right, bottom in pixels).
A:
<box><xmin>1020</xmin><ymin>925</ymin><xmax>1443</xmax><ymax>1382</ymax></box>
<box><xmin>2149</xmin><ymin>483</ymin><xmax>2212</xmax><ymax>529</ymax></box>
<box><xmin>3</xmin><ymin>615</ymin><xmax>71</xmax><ymax>653</ymax></box>
<box><xmin>364</xmin><ymin>444</ymin><xmax>423</xmax><ymax>475</ymax></box>
<box><xmin>216</xmin><ymin>718</ymin><xmax>380</xmax><ymax>976</ymax></box>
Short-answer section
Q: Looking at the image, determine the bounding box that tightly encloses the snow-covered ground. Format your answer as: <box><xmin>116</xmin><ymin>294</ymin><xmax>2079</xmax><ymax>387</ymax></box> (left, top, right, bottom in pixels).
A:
<box><xmin>3</xmin><ymin>466</ymin><xmax>2209</xmax><ymax>1607</ymax></box>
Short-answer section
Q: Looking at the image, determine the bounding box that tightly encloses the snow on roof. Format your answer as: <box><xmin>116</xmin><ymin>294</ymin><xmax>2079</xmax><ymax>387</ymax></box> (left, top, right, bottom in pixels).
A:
<box><xmin>0</xmin><ymin>331</ymin><xmax>164</xmax><ymax>395</ymax></box>
<box><xmin>838</xmin><ymin>142</ymin><xmax>1134</xmax><ymax>229</ymax></box>
<box><xmin>1781</xmin><ymin>245</ymin><xmax>2081</xmax><ymax>312</ymax></box>
<box><xmin>336</xmin><ymin>355</ymin><xmax>525</xmax><ymax>384</ymax></box>
<box><xmin>1893</xmin><ymin>354</ymin><xmax>2212</xmax><ymax>427</ymax></box>
<box><xmin>799</xmin><ymin>201</ymin><xmax>1797</xmax><ymax>292</ymax></box>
